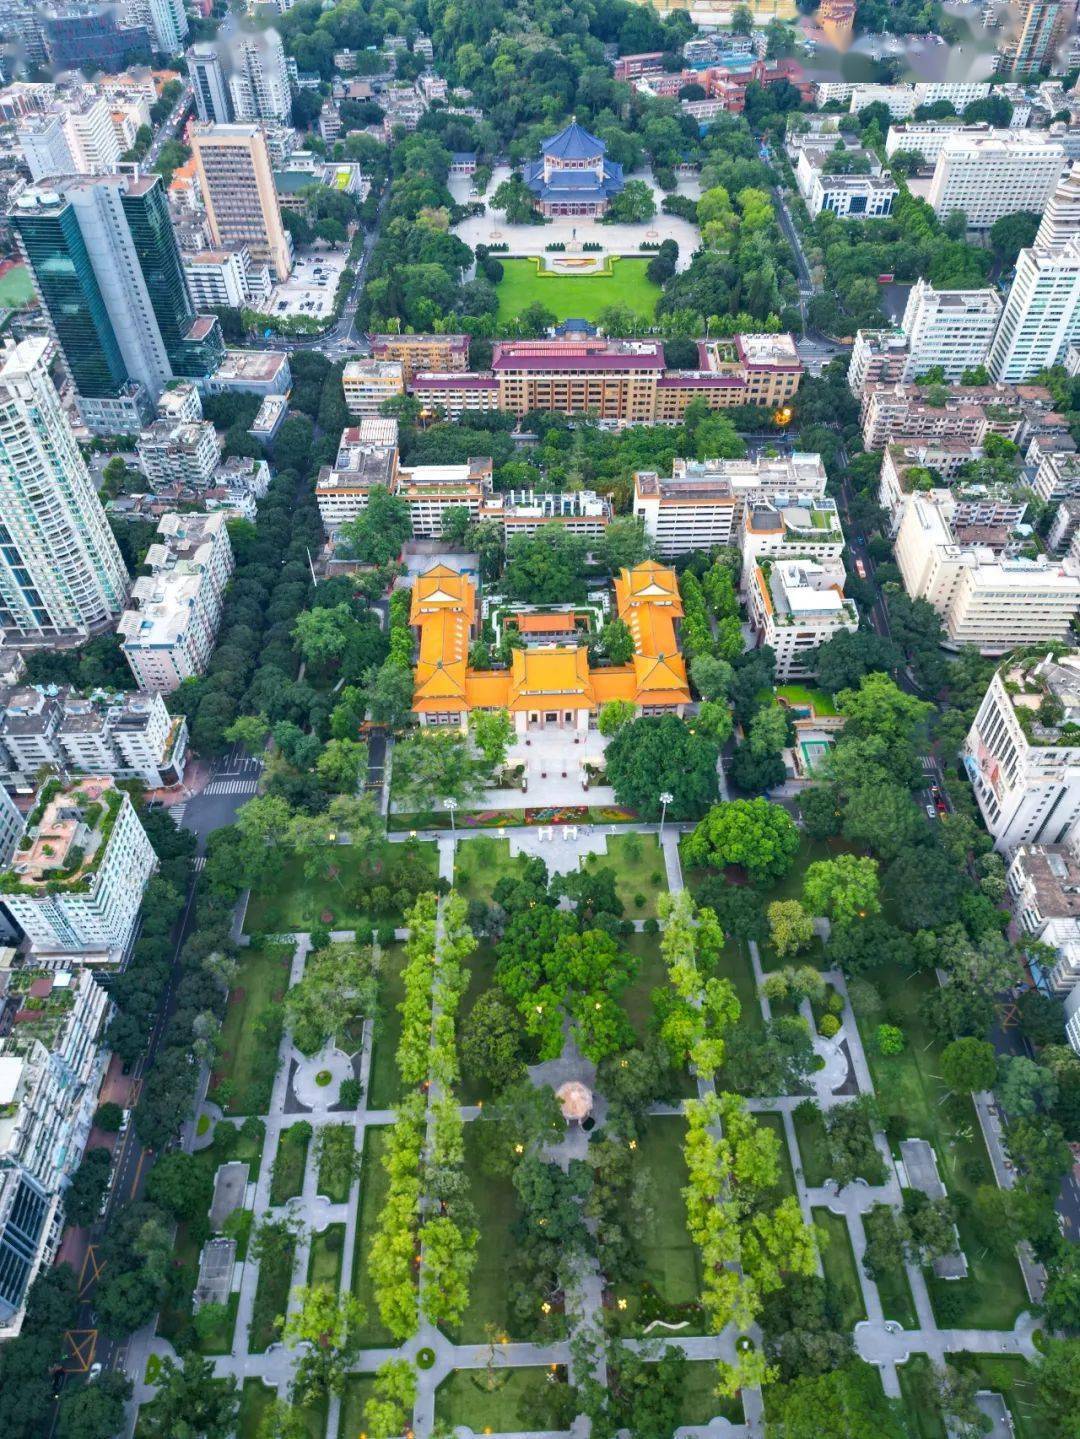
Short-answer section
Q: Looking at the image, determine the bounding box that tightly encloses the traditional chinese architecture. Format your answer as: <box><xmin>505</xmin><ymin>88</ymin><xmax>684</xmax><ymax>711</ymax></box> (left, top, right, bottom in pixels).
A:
<box><xmin>522</xmin><ymin>119</ymin><xmax>625</xmax><ymax>218</ymax></box>
<box><xmin>409</xmin><ymin>561</ymin><xmax>690</xmax><ymax>732</ymax></box>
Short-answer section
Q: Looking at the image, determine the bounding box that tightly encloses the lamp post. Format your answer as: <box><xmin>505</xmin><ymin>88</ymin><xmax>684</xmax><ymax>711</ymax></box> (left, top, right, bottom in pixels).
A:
<box><xmin>658</xmin><ymin>790</ymin><xmax>673</xmax><ymax>840</ymax></box>
<box><xmin>444</xmin><ymin>797</ymin><xmax>458</xmax><ymax>835</ymax></box>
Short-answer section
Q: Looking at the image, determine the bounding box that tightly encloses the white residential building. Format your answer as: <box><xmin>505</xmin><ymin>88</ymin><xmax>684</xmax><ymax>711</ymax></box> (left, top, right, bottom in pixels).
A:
<box><xmin>849</xmin><ymin>80</ymin><xmax>991</xmax><ymax>117</ymax></box>
<box><xmin>746</xmin><ymin>558</ymin><xmax>858</xmax><ymax>679</ymax></box>
<box><xmin>229</xmin><ymin>32</ymin><xmax>292</xmax><ymax>125</ymax></box>
<box><xmin>847</xmin><ymin>329</ymin><xmax>909</xmax><ymax>396</ymax></box>
<box><xmin>189</xmin><ymin>43</ymin><xmax>232</xmax><ymax>124</ymax></box>
<box><xmin>62</xmin><ymin>95</ymin><xmax>122</xmax><ymax>174</ymax></box>
<box><xmin>964</xmin><ymin>653</ymin><xmax>1080</xmax><ymax>852</ymax></box>
<box><xmin>792</xmin><ymin>138</ymin><xmax>897</xmax><ymax>219</ymax></box>
<box><xmin>481</xmin><ymin>489</ymin><xmax>612</xmax><ymax>541</ymax></box>
<box><xmin>0</xmin><ymin>966</ymin><xmax>109</xmax><ymax>1337</ymax></box>
<box><xmin>988</xmin><ymin>240</ymin><xmax>1080</xmax><ymax>382</ymax></box>
<box><xmin>1035</xmin><ymin>162</ymin><xmax>1080</xmax><ymax>249</ymax></box>
<box><xmin>633</xmin><ymin>454</ymin><xmax>829</xmax><ymax>557</ymax></box>
<box><xmin>0</xmin><ymin>686</ymin><xmax>188</xmax><ymax>788</ymax></box>
<box><xmin>885</xmin><ymin>122</ymin><xmax>1014</xmax><ymax>164</ymax></box>
<box><xmin>156</xmin><ymin>382</ymin><xmax>203</xmax><ymax>423</ymax></box>
<box><xmin>926</xmin><ymin>133</ymin><xmax>1066</xmax><ymax>228</ymax></box>
<box><xmin>1034</xmin><ymin>450</ymin><xmax>1080</xmax><ymax>502</ymax></box>
<box><xmin>894</xmin><ymin>493</ymin><xmax>1080</xmax><ymax>652</ymax></box>
<box><xmin>136</xmin><ymin>418</ymin><xmax>221</xmax><ymax>489</ymax></box>
<box><xmin>898</xmin><ymin>280</ymin><xmax>1002</xmax><ymax>381</ymax></box>
<box><xmin>146</xmin><ymin>0</ymin><xmax>187</xmax><ymax>53</ymax></box>
<box><xmin>17</xmin><ymin>111</ymin><xmax>72</xmax><ymax>182</ymax></box>
<box><xmin>394</xmin><ymin>458</ymin><xmax>493</xmax><ymax>539</ymax></box>
<box><xmin>0</xmin><ymin>778</ymin><xmax>156</xmax><ymax>959</ymax></box>
<box><xmin>0</xmin><ymin>339</ymin><xmax>129</xmax><ymax>642</ymax></box>
<box><xmin>182</xmin><ymin>248</ymin><xmax>272</xmax><ymax>309</ymax></box>
<box><xmin>118</xmin><ymin>512</ymin><xmax>234</xmax><ymax>692</ymax></box>
<box><xmin>740</xmin><ymin>496</ymin><xmax>846</xmax><ymax>589</ymax></box>
<box><xmin>877</xmin><ymin>441</ymin><xmax>1015</xmax><ymax>534</ymax></box>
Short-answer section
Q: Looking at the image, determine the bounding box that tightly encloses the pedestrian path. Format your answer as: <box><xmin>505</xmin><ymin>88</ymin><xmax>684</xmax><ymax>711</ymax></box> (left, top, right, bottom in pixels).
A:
<box><xmin>202</xmin><ymin>777</ymin><xmax>261</xmax><ymax>796</ymax></box>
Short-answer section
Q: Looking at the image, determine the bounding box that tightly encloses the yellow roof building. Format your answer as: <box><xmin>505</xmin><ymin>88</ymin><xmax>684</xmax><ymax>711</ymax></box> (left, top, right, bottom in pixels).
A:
<box><xmin>409</xmin><ymin>560</ymin><xmax>690</xmax><ymax>722</ymax></box>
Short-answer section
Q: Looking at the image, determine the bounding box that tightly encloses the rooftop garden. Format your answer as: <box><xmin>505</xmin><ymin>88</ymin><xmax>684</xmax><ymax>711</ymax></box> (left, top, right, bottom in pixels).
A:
<box><xmin>1</xmin><ymin>784</ymin><xmax>126</xmax><ymax>897</ymax></box>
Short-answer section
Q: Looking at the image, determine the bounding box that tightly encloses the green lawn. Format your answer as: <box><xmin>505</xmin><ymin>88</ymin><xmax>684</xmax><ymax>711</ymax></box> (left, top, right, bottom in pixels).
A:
<box><xmin>454</xmin><ymin>836</ymin><xmax>531</xmax><ymax>904</ymax></box>
<box><xmin>269</xmin><ymin>1122</ymin><xmax>311</xmax><ymax>1206</ymax></box>
<box><xmin>812</xmin><ymin>1209</ymin><xmax>866</xmax><ymax>1331</ymax></box>
<box><xmin>249</xmin><ymin>1230</ymin><xmax>297</xmax><ymax>1353</ymax></box>
<box><xmin>238</xmin><ymin>1379</ymin><xmax>277</xmax><ymax>1439</ymax></box>
<box><xmin>952</xmin><ymin>1355</ymin><xmax>1039</xmax><ymax>1439</ymax></box>
<box><xmin>0</xmin><ymin>264</ymin><xmax>33</xmax><ymax>308</ymax></box>
<box><xmin>850</xmin><ymin>964</ymin><xmax>1029</xmax><ymax>1329</ymax></box>
<box><xmin>864</xmin><ymin>1206</ymin><xmax>918</xmax><ymax>1329</ymax></box>
<box><xmin>793</xmin><ymin>1104</ymin><xmax>830</xmax><ymax>1187</ymax></box>
<box><xmin>634</xmin><ymin>1115</ymin><xmax>701</xmax><ymax>1311</ymax></box>
<box><xmin>453</xmin><ymin>1120</ymin><xmax>560</xmax><ymax>1342</ymax></box>
<box><xmin>244</xmin><ymin>842</ymin><xmax>438</xmax><ymax>934</ymax></box>
<box><xmin>756</xmin><ymin>836</ymin><xmax>859</xmax><ymax>970</ymax></box>
<box><xmin>350</xmin><ymin>1127</ymin><xmax>400</xmax><ymax>1346</ymax></box>
<box><xmin>680</xmin><ymin>1361</ymin><xmax>744</xmax><ymax>1426</ymax></box>
<box><xmin>494</xmin><ymin>256</ymin><xmax>661</xmax><ymax>324</ymax></box>
<box><xmin>775</xmin><ymin>684</ymin><xmax>839</xmax><ymax>717</ymax></box>
<box><xmin>308</xmin><ymin>1222</ymin><xmax>346</xmax><ymax>1291</ymax></box>
<box><xmin>581</xmin><ymin>831</ymin><xmax>667</xmax><ymax>919</ymax></box>
<box><xmin>208</xmin><ymin>943</ymin><xmax>291</xmax><ymax>1115</ymax></box>
<box><xmin>368</xmin><ymin>942</ymin><xmax>406</xmax><ymax>1109</ymax></box>
<box><xmin>715</xmin><ymin>939</ymin><xmax>766</xmax><ymax>1040</ymax></box>
<box><xmin>457</xmin><ymin>942</ymin><xmax>501</xmax><ymax>1104</ymax></box>
<box><xmin>338</xmin><ymin>1374</ymin><xmax>376</xmax><ymax>1439</ymax></box>
<box><xmin>317</xmin><ymin>1125</ymin><xmax>358</xmax><ymax>1203</ymax></box>
<box><xmin>756</xmin><ymin>1111</ymin><xmax>796</xmax><ymax>1200</ymax></box>
<box><xmin>434</xmin><ymin>1366</ymin><xmax>572</xmax><ymax>1431</ymax></box>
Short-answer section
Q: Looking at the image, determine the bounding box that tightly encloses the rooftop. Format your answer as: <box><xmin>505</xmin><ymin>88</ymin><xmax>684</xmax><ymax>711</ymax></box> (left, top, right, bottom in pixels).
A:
<box><xmin>1012</xmin><ymin>843</ymin><xmax>1080</xmax><ymax>919</ymax></box>
<box><xmin>491</xmin><ymin>339</ymin><xmax>665</xmax><ymax>372</ymax></box>
<box><xmin>0</xmin><ymin>777</ymin><xmax>124</xmax><ymax>896</ymax></box>
<box><xmin>214</xmin><ymin>350</ymin><xmax>289</xmax><ymax>383</ymax></box>
<box><xmin>1001</xmin><ymin>652</ymin><xmax>1080</xmax><ymax>745</ymax></box>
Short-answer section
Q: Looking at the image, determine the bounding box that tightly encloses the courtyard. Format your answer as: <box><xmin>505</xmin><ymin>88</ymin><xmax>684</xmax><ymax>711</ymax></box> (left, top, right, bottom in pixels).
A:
<box><xmin>450</xmin><ymin>165</ymin><xmax>702</xmax><ymax>265</ymax></box>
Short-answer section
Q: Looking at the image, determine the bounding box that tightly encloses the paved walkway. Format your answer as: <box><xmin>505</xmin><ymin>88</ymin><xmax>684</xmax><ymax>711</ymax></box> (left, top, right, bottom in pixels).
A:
<box><xmin>125</xmin><ymin>819</ymin><xmax>1043</xmax><ymax>1439</ymax></box>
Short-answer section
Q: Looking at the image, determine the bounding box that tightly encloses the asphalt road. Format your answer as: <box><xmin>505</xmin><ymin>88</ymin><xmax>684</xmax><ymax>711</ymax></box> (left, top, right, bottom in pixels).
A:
<box><xmin>52</xmin><ymin>749</ymin><xmax>263</xmax><ymax>1418</ymax></box>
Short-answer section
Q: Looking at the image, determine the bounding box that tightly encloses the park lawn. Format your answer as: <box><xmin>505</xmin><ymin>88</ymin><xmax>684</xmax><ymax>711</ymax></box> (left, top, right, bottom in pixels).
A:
<box><xmin>851</xmin><ymin>964</ymin><xmax>1029</xmax><ymax>1330</ymax></box>
<box><xmin>792</xmin><ymin>1104</ymin><xmax>830</xmax><ymax>1187</ymax></box>
<box><xmin>350</xmin><ymin>1127</ymin><xmax>400</xmax><ymax>1346</ymax></box>
<box><xmin>308</xmin><ymin>1222</ymin><xmax>346</xmax><ymax>1291</ymax></box>
<box><xmin>434</xmin><ymin>1366</ymin><xmax>572</xmax><ymax>1431</ymax></box>
<box><xmin>454</xmin><ymin>1121</ymin><xmax>562</xmax><ymax>1342</ymax></box>
<box><xmin>635</xmin><ymin>1115</ymin><xmax>701</xmax><ymax>1310</ymax></box>
<box><xmin>864</xmin><ymin>1207</ymin><xmax>918</xmax><ymax>1329</ymax></box>
<box><xmin>368</xmin><ymin>942</ymin><xmax>407</xmax><ymax>1108</ymax></box>
<box><xmin>338</xmin><ymin>1374</ymin><xmax>376</xmax><ymax>1438</ymax></box>
<box><xmin>208</xmin><ymin>943</ymin><xmax>291</xmax><ymax>1115</ymax></box>
<box><xmin>756</xmin><ymin>1111</ymin><xmax>796</xmax><ymax>1200</ymax></box>
<box><xmin>195</xmin><ymin>1293</ymin><xmax>239</xmax><ymax>1355</ymax></box>
<box><xmin>581</xmin><ymin>831</ymin><xmax>667</xmax><ymax>919</ymax></box>
<box><xmin>716</xmin><ymin>938</ymin><xmax>766</xmax><ymax>1039</ymax></box>
<box><xmin>494</xmin><ymin>256</ymin><xmax>661</xmax><ymax>325</ymax></box>
<box><xmin>775</xmin><ymin>683</ymin><xmax>839</xmax><ymax>717</ymax></box>
<box><xmin>618</xmin><ymin>933</ymin><xmax>697</xmax><ymax>1103</ymax></box>
<box><xmin>238</xmin><ymin>1379</ymin><xmax>277</xmax><ymax>1439</ymax></box>
<box><xmin>269</xmin><ymin>1122</ymin><xmax>311</xmax><ymax>1205</ymax></box>
<box><xmin>0</xmin><ymin>264</ymin><xmax>33</xmax><ymax>308</ymax></box>
<box><xmin>812</xmin><ymin>1209</ymin><xmax>866</xmax><ymax>1331</ymax></box>
<box><xmin>249</xmin><ymin>1230</ymin><xmax>297</xmax><ymax>1353</ymax></box>
<box><xmin>454</xmin><ymin>836</ymin><xmax>530</xmax><ymax>904</ymax></box>
<box><xmin>679</xmin><ymin>1360</ymin><xmax>744</xmax><ymax>1426</ymax></box>
<box><xmin>300</xmin><ymin>1395</ymin><xmax>329</xmax><ymax>1439</ymax></box>
<box><xmin>897</xmin><ymin>1354</ymin><xmax>948</xmax><ymax>1439</ymax></box>
<box><xmin>317</xmin><ymin>1124</ymin><xmax>359</xmax><ymax>1203</ymax></box>
<box><xmin>244</xmin><ymin>842</ymin><xmax>438</xmax><ymax>934</ymax></box>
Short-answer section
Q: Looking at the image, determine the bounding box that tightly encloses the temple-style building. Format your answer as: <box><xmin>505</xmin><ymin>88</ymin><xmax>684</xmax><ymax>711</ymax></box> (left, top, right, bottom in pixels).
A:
<box><xmin>409</xmin><ymin>561</ymin><xmax>690</xmax><ymax>733</ymax></box>
<box><xmin>522</xmin><ymin>120</ymin><xmax>625</xmax><ymax>218</ymax></box>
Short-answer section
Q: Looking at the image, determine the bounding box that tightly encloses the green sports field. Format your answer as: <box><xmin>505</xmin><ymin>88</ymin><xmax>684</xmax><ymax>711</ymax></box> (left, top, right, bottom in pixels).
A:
<box><xmin>494</xmin><ymin>256</ymin><xmax>661</xmax><ymax>324</ymax></box>
<box><xmin>0</xmin><ymin>265</ymin><xmax>34</xmax><ymax>309</ymax></box>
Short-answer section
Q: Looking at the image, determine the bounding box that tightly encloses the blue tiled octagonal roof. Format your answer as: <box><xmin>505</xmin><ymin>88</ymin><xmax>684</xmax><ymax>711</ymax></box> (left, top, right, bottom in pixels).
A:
<box><xmin>541</xmin><ymin>120</ymin><xmax>606</xmax><ymax>159</ymax></box>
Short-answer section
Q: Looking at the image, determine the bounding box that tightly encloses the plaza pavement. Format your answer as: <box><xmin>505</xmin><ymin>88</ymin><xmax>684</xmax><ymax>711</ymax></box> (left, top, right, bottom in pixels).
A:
<box><xmin>449</xmin><ymin>166</ymin><xmax>702</xmax><ymax>267</ymax></box>
<box><xmin>124</xmin><ymin>822</ymin><xmax>1043</xmax><ymax>1439</ymax></box>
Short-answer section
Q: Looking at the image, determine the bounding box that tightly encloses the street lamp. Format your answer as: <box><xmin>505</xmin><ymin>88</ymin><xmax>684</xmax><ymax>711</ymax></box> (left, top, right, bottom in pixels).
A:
<box><xmin>444</xmin><ymin>797</ymin><xmax>458</xmax><ymax>835</ymax></box>
<box><xmin>658</xmin><ymin>790</ymin><xmax>674</xmax><ymax>839</ymax></box>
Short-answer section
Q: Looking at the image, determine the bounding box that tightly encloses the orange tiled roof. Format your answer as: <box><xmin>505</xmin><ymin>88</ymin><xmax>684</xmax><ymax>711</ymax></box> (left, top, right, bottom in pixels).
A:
<box><xmin>408</xmin><ymin>561</ymin><xmax>690</xmax><ymax>716</ymax></box>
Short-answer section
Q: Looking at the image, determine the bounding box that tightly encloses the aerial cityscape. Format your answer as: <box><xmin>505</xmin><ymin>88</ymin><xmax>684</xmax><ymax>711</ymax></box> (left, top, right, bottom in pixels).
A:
<box><xmin>0</xmin><ymin>0</ymin><xmax>1079</xmax><ymax>1435</ymax></box>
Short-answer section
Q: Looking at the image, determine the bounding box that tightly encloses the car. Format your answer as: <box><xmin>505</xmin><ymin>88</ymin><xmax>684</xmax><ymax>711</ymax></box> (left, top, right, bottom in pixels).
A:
<box><xmin>926</xmin><ymin>803</ymin><xmax>937</xmax><ymax>819</ymax></box>
<box><xmin>88</xmin><ymin>1363</ymin><xmax>102</xmax><ymax>1382</ymax></box>
<box><xmin>931</xmin><ymin>785</ymin><xmax>947</xmax><ymax>813</ymax></box>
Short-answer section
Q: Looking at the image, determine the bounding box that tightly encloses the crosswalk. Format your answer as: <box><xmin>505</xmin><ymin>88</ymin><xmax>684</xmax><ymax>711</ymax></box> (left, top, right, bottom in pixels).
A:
<box><xmin>167</xmin><ymin>802</ymin><xmax>186</xmax><ymax>824</ymax></box>
<box><xmin>920</xmin><ymin>756</ymin><xmax>936</xmax><ymax>773</ymax></box>
<box><xmin>193</xmin><ymin>857</ymin><xmax>206</xmax><ymax>872</ymax></box>
<box><xmin>202</xmin><ymin>778</ymin><xmax>260</xmax><ymax>796</ymax></box>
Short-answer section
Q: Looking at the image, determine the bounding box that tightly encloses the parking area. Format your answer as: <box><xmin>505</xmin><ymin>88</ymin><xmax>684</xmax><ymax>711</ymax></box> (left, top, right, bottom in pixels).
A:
<box><xmin>266</xmin><ymin>249</ymin><xmax>348</xmax><ymax>321</ymax></box>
